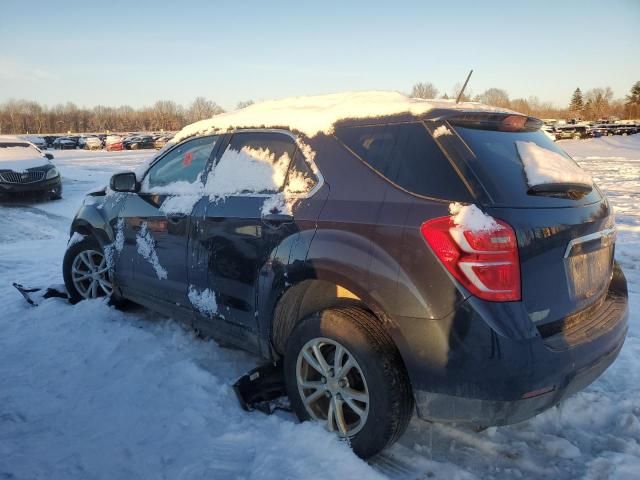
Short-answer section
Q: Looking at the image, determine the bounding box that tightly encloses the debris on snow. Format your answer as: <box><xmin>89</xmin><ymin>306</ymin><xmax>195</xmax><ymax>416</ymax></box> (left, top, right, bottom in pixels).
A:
<box><xmin>449</xmin><ymin>203</ymin><xmax>499</xmax><ymax>231</ymax></box>
<box><xmin>188</xmin><ymin>286</ymin><xmax>218</xmax><ymax>317</ymax></box>
<box><xmin>516</xmin><ymin>141</ymin><xmax>592</xmax><ymax>188</ymax></box>
<box><xmin>136</xmin><ymin>222</ymin><xmax>167</xmax><ymax>280</ymax></box>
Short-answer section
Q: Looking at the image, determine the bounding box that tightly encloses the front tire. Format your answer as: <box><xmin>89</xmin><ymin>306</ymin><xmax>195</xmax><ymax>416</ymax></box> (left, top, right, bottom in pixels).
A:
<box><xmin>63</xmin><ymin>236</ymin><xmax>113</xmax><ymax>303</ymax></box>
<box><xmin>284</xmin><ymin>306</ymin><xmax>413</xmax><ymax>458</ymax></box>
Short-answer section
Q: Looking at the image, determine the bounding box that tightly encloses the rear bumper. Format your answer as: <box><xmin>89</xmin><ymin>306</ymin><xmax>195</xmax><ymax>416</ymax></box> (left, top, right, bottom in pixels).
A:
<box><xmin>392</xmin><ymin>262</ymin><xmax>628</xmax><ymax>426</ymax></box>
<box><xmin>0</xmin><ymin>176</ymin><xmax>62</xmax><ymax>195</ymax></box>
<box><xmin>413</xmin><ymin>327</ymin><xmax>624</xmax><ymax>425</ymax></box>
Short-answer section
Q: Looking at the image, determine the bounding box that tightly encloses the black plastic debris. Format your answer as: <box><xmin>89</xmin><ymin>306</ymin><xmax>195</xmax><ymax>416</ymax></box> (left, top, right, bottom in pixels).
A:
<box><xmin>233</xmin><ymin>361</ymin><xmax>291</xmax><ymax>415</ymax></box>
<box><xmin>13</xmin><ymin>283</ymin><xmax>69</xmax><ymax>306</ymax></box>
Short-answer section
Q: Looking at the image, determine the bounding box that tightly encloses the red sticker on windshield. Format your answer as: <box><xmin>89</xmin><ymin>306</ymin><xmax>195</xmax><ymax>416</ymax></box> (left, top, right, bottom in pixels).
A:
<box><xmin>183</xmin><ymin>151</ymin><xmax>193</xmax><ymax>166</ymax></box>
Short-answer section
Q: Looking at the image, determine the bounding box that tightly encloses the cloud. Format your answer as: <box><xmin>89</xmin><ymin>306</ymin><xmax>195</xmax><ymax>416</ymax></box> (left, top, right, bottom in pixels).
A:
<box><xmin>0</xmin><ymin>56</ymin><xmax>59</xmax><ymax>82</ymax></box>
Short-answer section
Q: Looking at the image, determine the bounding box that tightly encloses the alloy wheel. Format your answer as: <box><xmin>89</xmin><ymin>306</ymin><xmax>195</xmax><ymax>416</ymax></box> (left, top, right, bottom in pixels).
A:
<box><xmin>71</xmin><ymin>249</ymin><xmax>112</xmax><ymax>299</ymax></box>
<box><xmin>296</xmin><ymin>337</ymin><xmax>370</xmax><ymax>437</ymax></box>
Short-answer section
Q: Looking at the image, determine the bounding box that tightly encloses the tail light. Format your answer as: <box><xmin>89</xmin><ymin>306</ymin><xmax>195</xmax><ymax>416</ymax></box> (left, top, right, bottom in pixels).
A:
<box><xmin>421</xmin><ymin>216</ymin><xmax>521</xmax><ymax>302</ymax></box>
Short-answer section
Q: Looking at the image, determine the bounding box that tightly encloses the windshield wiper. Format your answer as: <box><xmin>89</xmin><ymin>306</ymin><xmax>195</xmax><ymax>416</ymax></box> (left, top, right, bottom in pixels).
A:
<box><xmin>527</xmin><ymin>182</ymin><xmax>592</xmax><ymax>198</ymax></box>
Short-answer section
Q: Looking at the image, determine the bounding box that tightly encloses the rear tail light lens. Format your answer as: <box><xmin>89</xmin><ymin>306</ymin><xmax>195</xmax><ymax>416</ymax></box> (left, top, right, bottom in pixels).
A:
<box><xmin>421</xmin><ymin>216</ymin><xmax>521</xmax><ymax>302</ymax></box>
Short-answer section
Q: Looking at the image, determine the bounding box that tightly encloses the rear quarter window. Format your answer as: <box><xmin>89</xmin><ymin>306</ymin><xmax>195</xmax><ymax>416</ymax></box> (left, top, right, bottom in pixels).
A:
<box><xmin>335</xmin><ymin>122</ymin><xmax>472</xmax><ymax>202</ymax></box>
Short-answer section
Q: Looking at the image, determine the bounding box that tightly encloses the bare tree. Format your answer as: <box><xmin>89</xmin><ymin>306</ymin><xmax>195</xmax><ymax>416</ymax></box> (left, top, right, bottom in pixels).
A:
<box><xmin>236</xmin><ymin>100</ymin><xmax>254</xmax><ymax>109</ymax></box>
<box><xmin>187</xmin><ymin>97</ymin><xmax>224</xmax><ymax>123</ymax></box>
<box><xmin>450</xmin><ymin>83</ymin><xmax>474</xmax><ymax>102</ymax></box>
<box><xmin>411</xmin><ymin>82</ymin><xmax>439</xmax><ymax>99</ymax></box>
<box><xmin>476</xmin><ymin>88</ymin><xmax>511</xmax><ymax>108</ymax></box>
<box><xmin>583</xmin><ymin>87</ymin><xmax>614</xmax><ymax>120</ymax></box>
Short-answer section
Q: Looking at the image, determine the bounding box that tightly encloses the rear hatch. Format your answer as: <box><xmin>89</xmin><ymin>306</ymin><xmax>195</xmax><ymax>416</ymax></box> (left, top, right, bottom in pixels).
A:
<box><xmin>435</xmin><ymin>113</ymin><xmax>615</xmax><ymax>324</ymax></box>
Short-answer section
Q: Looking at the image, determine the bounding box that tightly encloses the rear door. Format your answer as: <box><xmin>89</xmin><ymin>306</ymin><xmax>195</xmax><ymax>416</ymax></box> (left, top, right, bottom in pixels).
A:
<box><xmin>440</xmin><ymin>118</ymin><xmax>613</xmax><ymax>324</ymax></box>
<box><xmin>189</xmin><ymin>131</ymin><xmax>318</xmax><ymax>347</ymax></box>
<box><xmin>119</xmin><ymin>135</ymin><xmax>219</xmax><ymax>308</ymax></box>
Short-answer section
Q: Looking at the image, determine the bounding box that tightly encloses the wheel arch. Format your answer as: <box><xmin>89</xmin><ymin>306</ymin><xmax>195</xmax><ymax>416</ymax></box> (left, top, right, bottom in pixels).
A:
<box><xmin>270</xmin><ymin>278</ymin><xmax>399</xmax><ymax>356</ymax></box>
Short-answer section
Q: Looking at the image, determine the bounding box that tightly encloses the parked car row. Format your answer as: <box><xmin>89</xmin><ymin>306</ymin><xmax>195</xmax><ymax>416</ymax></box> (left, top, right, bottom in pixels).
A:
<box><xmin>552</xmin><ymin>123</ymin><xmax>640</xmax><ymax>140</ymax></box>
<box><xmin>23</xmin><ymin>133</ymin><xmax>175</xmax><ymax>151</ymax></box>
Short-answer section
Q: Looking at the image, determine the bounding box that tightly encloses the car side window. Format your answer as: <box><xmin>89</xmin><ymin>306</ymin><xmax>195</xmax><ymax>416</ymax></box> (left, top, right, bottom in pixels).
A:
<box><xmin>335</xmin><ymin>122</ymin><xmax>472</xmax><ymax>201</ymax></box>
<box><xmin>144</xmin><ymin>136</ymin><xmax>218</xmax><ymax>191</ymax></box>
<box><xmin>206</xmin><ymin>132</ymin><xmax>296</xmax><ymax>196</ymax></box>
<box><xmin>285</xmin><ymin>148</ymin><xmax>319</xmax><ymax>194</ymax></box>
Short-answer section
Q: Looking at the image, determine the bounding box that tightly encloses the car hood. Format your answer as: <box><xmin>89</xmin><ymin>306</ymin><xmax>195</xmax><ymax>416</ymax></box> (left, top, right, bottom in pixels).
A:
<box><xmin>0</xmin><ymin>156</ymin><xmax>51</xmax><ymax>172</ymax></box>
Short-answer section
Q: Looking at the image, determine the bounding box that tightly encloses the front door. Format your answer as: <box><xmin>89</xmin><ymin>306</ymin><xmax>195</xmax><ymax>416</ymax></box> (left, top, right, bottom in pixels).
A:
<box><xmin>119</xmin><ymin>135</ymin><xmax>220</xmax><ymax>308</ymax></box>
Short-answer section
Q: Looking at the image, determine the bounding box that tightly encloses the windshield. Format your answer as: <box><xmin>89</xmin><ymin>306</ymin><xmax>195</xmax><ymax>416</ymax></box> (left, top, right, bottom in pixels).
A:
<box><xmin>0</xmin><ymin>142</ymin><xmax>31</xmax><ymax>149</ymax></box>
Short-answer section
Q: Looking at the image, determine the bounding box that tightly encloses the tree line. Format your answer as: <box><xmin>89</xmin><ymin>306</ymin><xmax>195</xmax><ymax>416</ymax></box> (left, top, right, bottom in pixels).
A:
<box><xmin>0</xmin><ymin>97</ymin><xmax>230</xmax><ymax>135</ymax></box>
<box><xmin>2</xmin><ymin>82</ymin><xmax>639</xmax><ymax>135</ymax></box>
<box><xmin>411</xmin><ymin>81</ymin><xmax>640</xmax><ymax>120</ymax></box>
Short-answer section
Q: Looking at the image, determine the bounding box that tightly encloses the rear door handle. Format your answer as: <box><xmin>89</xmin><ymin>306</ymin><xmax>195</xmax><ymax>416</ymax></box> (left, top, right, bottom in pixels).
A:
<box><xmin>167</xmin><ymin>213</ymin><xmax>188</xmax><ymax>224</ymax></box>
<box><xmin>261</xmin><ymin>213</ymin><xmax>294</xmax><ymax>228</ymax></box>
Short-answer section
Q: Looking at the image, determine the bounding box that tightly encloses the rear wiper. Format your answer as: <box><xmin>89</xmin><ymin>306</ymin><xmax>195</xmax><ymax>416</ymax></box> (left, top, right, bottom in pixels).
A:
<box><xmin>527</xmin><ymin>182</ymin><xmax>593</xmax><ymax>196</ymax></box>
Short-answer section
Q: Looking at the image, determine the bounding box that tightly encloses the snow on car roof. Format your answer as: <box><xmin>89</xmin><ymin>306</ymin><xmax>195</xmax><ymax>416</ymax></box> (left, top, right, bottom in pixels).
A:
<box><xmin>172</xmin><ymin>90</ymin><xmax>514</xmax><ymax>144</ymax></box>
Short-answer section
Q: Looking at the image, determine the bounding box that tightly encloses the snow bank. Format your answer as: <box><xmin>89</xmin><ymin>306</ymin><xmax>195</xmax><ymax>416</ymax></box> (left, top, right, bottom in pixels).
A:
<box><xmin>449</xmin><ymin>203</ymin><xmax>499</xmax><ymax>231</ymax></box>
<box><xmin>172</xmin><ymin>91</ymin><xmax>513</xmax><ymax>143</ymax></box>
<box><xmin>136</xmin><ymin>222</ymin><xmax>167</xmax><ymax>280</ymax></box>
<box><xmin>188</xmin><ymin>286</ymin><xmax>218</xmax><ymax>316</ymax></box>
<box><xmin>516</xmin><ymin>141</ymin><xmax>592</xmax><ymax>188</ymax></box>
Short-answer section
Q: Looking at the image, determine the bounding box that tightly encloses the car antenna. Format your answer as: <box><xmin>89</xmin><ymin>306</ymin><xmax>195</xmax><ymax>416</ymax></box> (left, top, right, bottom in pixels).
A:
<box><xmin>456</xmin><ymin>69</ymin><xmax>474</xmax><ymax>104</ymax></box>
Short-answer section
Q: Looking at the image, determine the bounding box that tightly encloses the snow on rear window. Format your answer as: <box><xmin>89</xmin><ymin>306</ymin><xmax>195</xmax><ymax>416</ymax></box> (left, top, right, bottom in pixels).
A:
<box><xmin>516</xmin><ymin>141</ymin><xmax>592</xmax><ymax>188</ymax></box>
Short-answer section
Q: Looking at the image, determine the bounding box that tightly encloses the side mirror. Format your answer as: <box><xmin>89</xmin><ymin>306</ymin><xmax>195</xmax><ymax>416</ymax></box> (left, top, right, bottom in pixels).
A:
<box><xmin>45</xmin><ymin>153</ymin><xmax>54</xmax><ymax>160</ymax></box>
<box><xmin>110</xmin><ymin>171</ymin><xmax>139</xmax><ymax>193</ymax></box>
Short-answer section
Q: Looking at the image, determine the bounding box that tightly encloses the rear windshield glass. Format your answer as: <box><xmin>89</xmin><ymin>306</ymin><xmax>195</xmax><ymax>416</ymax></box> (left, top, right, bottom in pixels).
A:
<box><xmin>452</xmin><ymin>127</ymin><xmax>602</xmax><ymax>207</ymax></box>
<box><xmin>335</xmin><ymin>122</ymin><xmax>472</xmax><ymax>201</ymax></box>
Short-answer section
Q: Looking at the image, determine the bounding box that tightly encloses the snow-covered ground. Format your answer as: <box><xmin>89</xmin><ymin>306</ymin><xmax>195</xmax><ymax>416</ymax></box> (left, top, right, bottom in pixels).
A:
<box><xmin>0</xmin><ymin>137</ymin><xmax>638</xmax><ymax>479</ymax></box>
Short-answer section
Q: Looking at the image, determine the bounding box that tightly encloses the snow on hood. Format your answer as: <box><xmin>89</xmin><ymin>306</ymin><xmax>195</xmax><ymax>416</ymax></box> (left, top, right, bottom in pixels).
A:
<box><xmin>171</xmin><ymin>90</ymin><xmax>514</xmax><ymax>144</ymax></box>
<box><xmin>0</xmin><ymin>144</ymin><xmax>50</xmax><ymax>171</ymax></box>
<box><xmin>515</xmin><ymin>141</ymin><xmax>592</xmax><ymax>188</ymax></box>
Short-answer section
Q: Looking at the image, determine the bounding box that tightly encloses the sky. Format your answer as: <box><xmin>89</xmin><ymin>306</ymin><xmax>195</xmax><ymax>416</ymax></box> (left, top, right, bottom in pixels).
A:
<box><xmin>1</xmin><ymin>0</ymin><xmax>639</xmax><ymax>111</ymax></box>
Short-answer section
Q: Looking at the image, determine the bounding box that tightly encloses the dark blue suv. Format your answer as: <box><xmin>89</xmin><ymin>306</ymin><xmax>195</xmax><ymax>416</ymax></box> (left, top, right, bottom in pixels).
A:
<box><xmin>64</xmin><ymin>97</ymin><xmax>628</xmax><ymax>458</ymax></box>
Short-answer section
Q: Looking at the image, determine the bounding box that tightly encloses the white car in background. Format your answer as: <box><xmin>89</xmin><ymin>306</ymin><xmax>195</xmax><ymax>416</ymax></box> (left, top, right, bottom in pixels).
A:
<box><xmin>0</xmin><ymin>136</ymin><xmax>62</xmax><ymax>200</ymax></box>
<box><xmin>79</xmin><ymin>136</ymin><xmax>103</xmax><ymax>150</ymax></box>
<box><xmin>20</xmin><ymin>135</ymin><xmax>47</xmax><ymax>150</ymax></box>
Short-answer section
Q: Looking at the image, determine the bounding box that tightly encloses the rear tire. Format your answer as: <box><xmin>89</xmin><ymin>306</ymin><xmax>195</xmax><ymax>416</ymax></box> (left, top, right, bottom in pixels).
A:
<box><xmin>283</xmin><ymin>306</ymin><xmax>413</xmax><ymax>458</ymax></box>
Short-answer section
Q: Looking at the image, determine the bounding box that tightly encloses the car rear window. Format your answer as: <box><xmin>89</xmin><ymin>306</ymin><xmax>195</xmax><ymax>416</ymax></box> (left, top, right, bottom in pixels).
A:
<box><xmin>335</xmin><ymin>122</ymin><xmax>472</xmax><ymax>201</ymax></box>
<box><xmin>452</xmin><ymin>126</ymin><xmax>602</xmax><ymax>207</ymax></box>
